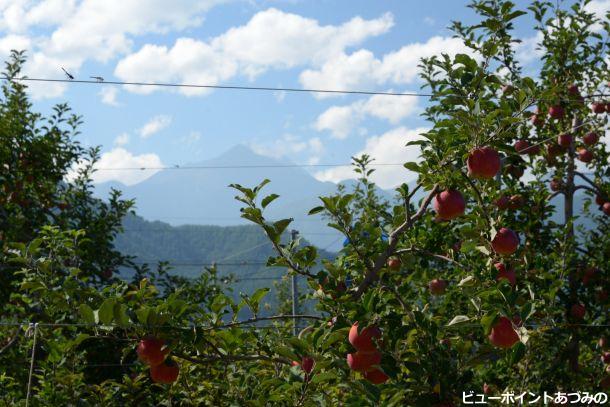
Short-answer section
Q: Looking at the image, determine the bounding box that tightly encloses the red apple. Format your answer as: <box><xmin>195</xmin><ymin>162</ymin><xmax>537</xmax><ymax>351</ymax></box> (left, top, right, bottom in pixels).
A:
<box><xmin>577</xmin><ymin>148</ymin><xmax>593</xmax><ymax>163</ymax></box>
<box><xmin>489</xmin><ymin>316</ymin><xmax>520</xmax><ymax>349</ymax></box>
<box><xmin>601</xmin><ymin>352</ymin><xmax>610</xmax><ymax>364</ymax></box>
<box><xmin>514</xmin><ymin>140</ymin><xmax>539</xmax><ymax>155</ymax></box>
<box><xmin>591</xmin><ymin>102</ymin><xmax>606</xmax><ymax>114</ymax></box>
<box><xmin>570</xmin><ymin>303</ymin><xmax>585</xmax><ymax>320</ymax></box>
<box><xmin>547</xmin><ymin>143</ymin><xmax>564</xmax><ymax>157</ymax></box>
<box><xmin>583</xmin><ymin>132</ymin><xmax>598</xmax><ymax>146</ymax></box>
<box><xmin>491</xmin><ymin>228</ymin><xmax>519</xmax><ymax>255</ymax></box>
<box><xmin>483</xmin><ymin>383</ymin><xmax>492</xmax><ymax>395</ymax></box>
<box><xmin>508</xmin><ymin>194</ymin><xmax>524</xmax><ymax>209</ymax></box>
<box><xmin>467</xmin><ymin>147</ymin><xmax>501</xmax><ymax>179</ymax></box>
<box><xmin>433</xmin><ymin>190</ymin><xmax>466</xmax><ymax>220</ymax></box>
<box><xmin>548</xmin><ymin>105</ymin><xmax>565</xmax><ymax>119</ymax></box>
<box><xmin>349</xmin><ymin>322</ymin><xmax>381</xmax><ymax>352</ymax></box>
<box><xmin>387</xmin><ymin>258</ymin><xmax>401</xmax><ymax>270</ymax></box>
<box><xmin>347</xmin><ymin>351</ymin><xmax>381</xmax><ymax>372</ymax></box>
<box><xmin>495</xmin><ymin>263</ymin><xmax>516</xmax><ymax>286</ymax></box>
<box><xmin>595</xmin><ymin>195</ymin><xmax>606</xmax><ymax>206</ymax></box>
<box><xmin>495</xmin><ymin>195</ymin><xmax>510</xmax><ymax>210</ymax></box>
<box><xmin>600</xmin><ymin>337</ymin><xmax>608</xmax><ymax>350</ymax></box>
<box><xmin>363</xmin><ymin>368</ymin><xmax>389</xmax><ymax>384</ymax></box>
<box><xmin>301</xmin><ymin>356</ymin><xmax>314</xmax><ymax>374</ymax></box>
<box><xmin>150</xmin><ymin>359</ymin><xmax>179</xmax><ymax>384</ymax></box>
<box><xmin>582</xmin><ymin>267</ymin><xmax>598</xmax><ymax>285</ymax></box>
<box><xmin>428</xmin><ymin>279</ymin><xmax>448</xmax><ymax>295</ymax></box>
<box><xmin>550</xmin><ymin>179</ymin><xmax>562</xmax><ymax>192</ymax></box>
<box><xmin>557</xmin><ymin>133</ymin><xmax>572</xmax><ymax>148</ymax></box>
<box><xmin>598</xmin><ymin>289</ymin><xmax>609</xmax><ymax>302</ymax></box>
<box><xmin>603</xmin><ymin>202</ymin><xmax>610</xmax><ymax>216</ymax></box>
<box><xmin>601</xmin><ymin>376</ymin><xmax>610</xmax><ymax>390</ymax></box>
<box><xmin>567</xmin><ymin>84</ymin><xmax>579</xmax><ymax>96</ymax></box>
<box><xmin>137</xmin><ymin>336</ymin><xmax>169</xmax><ymax>366</ymax></box>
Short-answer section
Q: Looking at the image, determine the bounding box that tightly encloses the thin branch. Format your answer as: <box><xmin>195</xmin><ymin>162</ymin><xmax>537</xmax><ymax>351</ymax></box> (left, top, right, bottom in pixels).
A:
<box><xmin>574</xmin><ymin>172</ymin><xmax>602</xmax><ymax>195</ymax></box>
<box><xmin>353</xmin><ymin>185</ymin><xmax>439</xmax><ymax>299</ymax></box>
<box><xmin>548</xmin><ymin>190</ymin><xmax>564</xmax><ymax>200</ymax></box>
<box><xmin>460</xmin><ymin>170</ymin><xmax>490</xmax><ymax>227</ymax></box>
<box><xmin>0</xmin><ymin>329</ymin><xmax>20</xmax><ymax>354</ymax></box>
<box><xmin>268</xmin><ymin>239</ymin><xmax>316</xmax><ymax>279</ymax></box>
<box><xmin>380</xmin><ymin>285</ymin><xmax>411</xmax><ymax>313</ymax></box>
<box><xmin>573</xmin><ymin>184</ymin><xmax>599</xmax><ymax>195</ymax></box>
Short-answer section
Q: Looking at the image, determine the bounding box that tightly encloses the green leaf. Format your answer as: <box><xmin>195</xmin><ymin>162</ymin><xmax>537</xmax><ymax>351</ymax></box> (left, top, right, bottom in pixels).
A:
<box><xmin>311</xmin><ymin>371</ymin><xmax>337</xmax><ymax>384</ymax></box>
<box><xmin>261</xmin><ymin>194</ymin><xmax>279</xmax><ymax>209</ymax></box>
<box><xmin>135</xmin><ymin>307</ymin><xmax>151</xmax><ymax>325</ymax></box>
<box><xmin>113</xmin><ymin>303</ymin><xmax>130</xmax><ymax>327</ymax></box>
<box><xmin>403</xmin><ymin>162</ymin><xmax>420</xmax><ymax>172</ymax></box>
<box><xmin>480</xmin><ymin>313</ymin><xmax>498</xmax><ymax>335</ymax></box>
<box><xmin>98</xmin><ymin>298</ymin><xmax>116</xmax><ymax>325</ymax></box>
<box><xmin>251</xmin><ymin>287</ymin><xmax>270</xmax><ymax>305</ymax></box>
<box><xmin>308</xmin><ymin>206</ymin><xmax>325</xmax><ymax>215</ymax></box>
<box><xmin>78</xmin><ymin>304</ymin><xmax>95</xmax><ymax>325</ymax></box>
<box><xmin>69</xmin><ymin>333</ymin><xmax>90</xmax><ymax>349</ymax></box>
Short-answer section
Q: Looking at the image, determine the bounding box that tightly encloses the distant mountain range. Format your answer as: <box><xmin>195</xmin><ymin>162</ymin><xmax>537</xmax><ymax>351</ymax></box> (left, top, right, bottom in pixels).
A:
<box><xmin>99</xmin><ymin>145</ymin><xmax>599</xmax><ymax>283</ymax></box>
<box><xmin>95</xmin><ymin>145</ymin><xmax>398</xmax><ymax>251</ymax></box>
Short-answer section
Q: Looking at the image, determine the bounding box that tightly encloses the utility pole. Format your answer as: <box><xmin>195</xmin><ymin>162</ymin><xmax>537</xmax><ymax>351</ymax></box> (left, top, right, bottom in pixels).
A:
<box><xmin>291</xmin><ymin>229</ymin><xmax>299</xmax><ymax>336</ymax></box>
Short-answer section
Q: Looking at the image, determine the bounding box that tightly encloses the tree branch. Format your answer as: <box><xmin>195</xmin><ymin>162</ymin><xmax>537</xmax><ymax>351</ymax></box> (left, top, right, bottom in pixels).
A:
<box><xmin>352</xmin><ymin>185</ymin><xmax>439</xmax><ymax>299</ymax></box>
<box><xmin>574</xmin><ymin>172</ymin><xmax>602</xmax><ymax>195</ymax></box>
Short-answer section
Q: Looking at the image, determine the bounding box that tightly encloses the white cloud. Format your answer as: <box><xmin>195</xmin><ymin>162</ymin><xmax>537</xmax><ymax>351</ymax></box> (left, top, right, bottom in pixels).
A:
<box><xmin>249</xmin><ymin>134</ymin><xmax>324</xmax><ymax>162</ymax></box>
<box><xmin>314</xmin><ymin>127</ymin><xmax>427</xmax><ymax>189</ymax></box>
<box><xmin>300</xmin><ymin>36</ymin><xmax>475</xmax><ymax>97</ymax></box>
<box><xmin>0</xmin><ymin>0</ymin><xmax>227</xmax><ymax>98</ymax></box>
<box><xmin>91</xmin><ymin>147</ymin><xmax>164</xmax><ymax>185</ymax></box>
<box><xmin>515</xmin><ymin>32</ymin><xmax>544</xmax><ymax>65</ymax></box>
<box><xmin>99</xmin><ymin>86</ymin><xmax>120</xmax><ymax>106</ymax></box>
<box><xmin>114</xmin><ymin>9</ymin><xmax>393</xmax><ymax>95</ymax></box>
<box><xmin>314</xmin><ymin>92</ymin><xmax>418</xmax><ymax>139</ymax></box>
<box><xmin>585</xmin><ymin>0</ymin><xmax>610</xmax><ymax>31</ymax></box>
<box><xmin>138</xmin><ymin>115</ymin><xmax>172</xmax><ymax>138</ymax></box>
<box><xmin>114</xmin><ymin>132</ymin><xmax>129</xmax><ymax>146</ymax></box>
<box><xmin>314</xmin><ymin>105</ymin><xmax>355</xmax><ymax>139</ymax></box>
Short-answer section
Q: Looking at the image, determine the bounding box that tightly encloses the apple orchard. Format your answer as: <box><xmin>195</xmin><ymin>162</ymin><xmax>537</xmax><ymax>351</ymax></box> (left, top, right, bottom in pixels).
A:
<box><xmin>0</xmin><ymin>0</ymin><xmax>609</xmax><ymax>405</ymax></box>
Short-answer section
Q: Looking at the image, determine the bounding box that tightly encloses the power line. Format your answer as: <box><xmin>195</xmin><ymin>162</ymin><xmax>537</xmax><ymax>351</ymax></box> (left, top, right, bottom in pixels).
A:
<box><xmin>3</xmin><ymin>76</ymin><xmax>609</xmax><ymax>101</ymax></box>
<box><xmin>121</xmin><ymin>229</ymin><xmax>340</xmax><ymax>235</ymax></box>
<box><xmin>94</xmin><ymin>162</ymin><xmax>403</xmax><ymax>171</ymax></box>
<box><xmin>2</xmin><ymin>75</ymin><xmax>431</xmax><ymax>97</ymax></box>
<box><xmin>131</xmin><ymin>261</ymin><xmax>269</xmax><ymax>266</ymax></box>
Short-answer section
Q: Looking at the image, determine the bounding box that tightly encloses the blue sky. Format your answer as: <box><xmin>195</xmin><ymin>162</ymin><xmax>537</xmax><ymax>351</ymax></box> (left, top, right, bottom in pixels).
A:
<box><xmin>1</xmin><ymin>0</ymin><xmax>607</xmax><ymax>189</ymax></box>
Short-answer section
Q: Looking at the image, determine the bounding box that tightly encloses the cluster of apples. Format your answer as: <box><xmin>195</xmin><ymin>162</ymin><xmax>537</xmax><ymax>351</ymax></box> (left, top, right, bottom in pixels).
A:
<box><xmin>136</xmin><ymin>336</ymin><xmax>179</xmax><ymax>384</ymax></box>
<box><xmin>432</xmin><ymin>146</ymin><xmax>530</xmax><ymax>348</ymax></box>
<box><xmin>346</xmin><ymin>322</ymin><xmax>389</xmax><ymax>384</ymax></box>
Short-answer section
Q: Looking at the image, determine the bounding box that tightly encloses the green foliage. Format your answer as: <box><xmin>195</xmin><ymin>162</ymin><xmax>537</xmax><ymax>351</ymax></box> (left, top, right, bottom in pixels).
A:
<box><xmin>1</xmin><ymin>1</ymin><xmax>610</xmax><ymax>404</ymax></box>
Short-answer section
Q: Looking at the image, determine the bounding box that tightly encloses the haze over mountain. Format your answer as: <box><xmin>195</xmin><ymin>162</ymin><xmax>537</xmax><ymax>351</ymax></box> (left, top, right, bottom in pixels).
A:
<box><xmin>95</xmin><ymin>145</ymin><xmax>399</xmax><ymax>251</ymax></box>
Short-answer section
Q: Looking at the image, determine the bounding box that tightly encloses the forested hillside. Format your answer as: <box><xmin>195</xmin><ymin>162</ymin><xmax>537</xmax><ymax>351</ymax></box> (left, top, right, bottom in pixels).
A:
<box><xmin>114</xmin><ymin>214</ymin><xmax>336</xmax><ymax>311</ymax></box>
